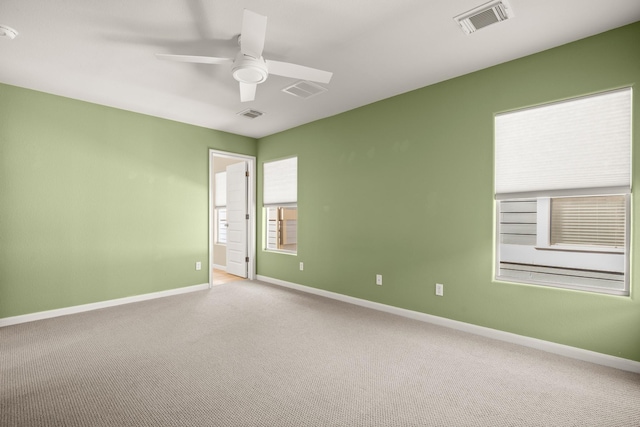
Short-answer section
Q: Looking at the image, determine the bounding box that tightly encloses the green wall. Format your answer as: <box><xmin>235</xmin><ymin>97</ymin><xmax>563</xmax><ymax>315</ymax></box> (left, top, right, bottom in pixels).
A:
<box><xmin>257</xmin><ymin>22</ymin><xmax>640</xmax><ymax>361</ymax></box>
<box><xmin>2</xmin><ymin>22</ymin><xmax>639</xmax><ymax>363</ymax></box>
<box><xmin>0</xmin><ymin>84</ymin><xmax>256</xmax><ymax>318</ymax></box>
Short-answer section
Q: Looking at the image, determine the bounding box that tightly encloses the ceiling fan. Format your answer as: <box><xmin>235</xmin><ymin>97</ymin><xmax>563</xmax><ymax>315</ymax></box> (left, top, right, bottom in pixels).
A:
<box><xmin>156</xmin><ymin>9</ymin><xmax>333</xmax><ymax>102</ymax></box>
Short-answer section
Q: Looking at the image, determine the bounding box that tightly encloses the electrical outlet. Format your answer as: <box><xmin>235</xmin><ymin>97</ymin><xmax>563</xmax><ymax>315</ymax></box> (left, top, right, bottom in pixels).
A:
<box><xmin>195</xmin><ymin>262</ymin><xmax>202</xmax><ymax>271</ymax></box>
<box><xmin>435</xmin><ymin>283</ymin><xmax>444</xmax><ymax>296</ymax></box>
<box><xmin>376</xmin><ymin>274</ymin><xmax>383</xmax><ymax>286</ymax></box>
<box><xmin>300</xmin><ymin>262</ymin><xmax>304</xmax><ymax>271</ymax></box>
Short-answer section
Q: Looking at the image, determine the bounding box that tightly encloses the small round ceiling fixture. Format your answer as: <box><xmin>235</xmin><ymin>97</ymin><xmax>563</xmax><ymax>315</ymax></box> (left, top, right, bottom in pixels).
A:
<box><xmin>231</xmin><ymin>52</ymin><xmax>268</xmax><ymax>84</ymax></box>
<box><xmin>0</xmin><ymin>25</ymin><xmax>18</xmax><ymax>39</ymax></box>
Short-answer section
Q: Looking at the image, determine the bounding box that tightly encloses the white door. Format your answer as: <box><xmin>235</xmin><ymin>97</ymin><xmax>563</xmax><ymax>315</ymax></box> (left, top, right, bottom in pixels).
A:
<box><xmin>225</xmin><ymin>162</ymin><xmax>248</xmax><ymax>278</ymax></box>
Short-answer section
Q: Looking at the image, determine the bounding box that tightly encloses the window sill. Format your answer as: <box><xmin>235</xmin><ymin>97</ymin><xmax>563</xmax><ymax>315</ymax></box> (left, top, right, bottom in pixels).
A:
<box><xmin>494</xmin><ymin>275</ymin><xmax>629</xmax><ymax>297</ymax></box>
<box><xmin>534</xmin><ymin>245</ymin><xmax>624</xmax><ymax>255</ymax></box>
<box><xmin>264</xmin><ymin>249</ymin><xmax>297</xmax><ymax>256</ymax></box>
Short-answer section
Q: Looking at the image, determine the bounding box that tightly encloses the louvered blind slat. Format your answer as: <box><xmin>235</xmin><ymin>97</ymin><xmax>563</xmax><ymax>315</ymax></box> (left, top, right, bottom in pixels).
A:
<box><xmin>550</xmin><ymin>196</ymin><xmax>625</xmax><ymax>247</ymax></box>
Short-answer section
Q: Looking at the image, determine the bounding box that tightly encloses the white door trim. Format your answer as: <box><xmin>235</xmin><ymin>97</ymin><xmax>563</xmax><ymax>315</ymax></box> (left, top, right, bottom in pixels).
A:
<box><xmin>209</xmin><ymin>149</ymin><xmax>256</xmax><ymax>287</ymax></box>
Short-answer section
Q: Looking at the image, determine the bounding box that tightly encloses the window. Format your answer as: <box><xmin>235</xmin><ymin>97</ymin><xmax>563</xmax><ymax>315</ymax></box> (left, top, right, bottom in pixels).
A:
<box><xmin>265</xmin><ymin>206</ymin><xmax>298</xmax><ymax>252</ymax></box>
<box><xmin>216</xmin><ymin>208</ymin><xmax>227</xmax><ymax>244</ymax></box>
<box><xmin>550</xmin><ymin>195</ymin><xmax>626</xmax><ymax>248</ymax></box>
<box><xmin>215</xmin><ymin>171</ymin><xmax>227</xmax><ymax>244</ymax></box>
<box><xmin>495</xmin><ymin>88</ymin><xmax>631</xmax><ymax>295</ymax></box>
<box><xmin>263</xmin><ymin>157</ymin><xmax>297</xmax><ymax>253</ymax></box>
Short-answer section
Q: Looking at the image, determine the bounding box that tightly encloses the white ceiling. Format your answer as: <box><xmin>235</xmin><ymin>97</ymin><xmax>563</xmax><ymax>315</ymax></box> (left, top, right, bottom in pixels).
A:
<box><xmin>1</xmin><ymin>0</ymin><xmax>639</xmax><ymax>139</ymax></box>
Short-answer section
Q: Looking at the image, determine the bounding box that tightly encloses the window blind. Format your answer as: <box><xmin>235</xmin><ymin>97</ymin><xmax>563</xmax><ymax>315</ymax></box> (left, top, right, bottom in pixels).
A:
<box><xmin>550</xmin><ymin>195</ymin><xmax>626</xmax><ymax>248</ymax></box>
<box><xmin>495</xmin><ymin>88</ymin><xmax>632</xmax><ymax>199</ymax></box>
<box><xmin>215</xmin><ymin>171</ymin><xmax>226</xmax><ymax>207</ymax></box>
<box><xmin>216</xmin><ymin>208</ymin><xmax>227</xmax><ymax>244</ymax></box>
<box><xmin>263</xmin><ymin>157</ymin><xmax>297</xmax><ymax>206</ymax></box>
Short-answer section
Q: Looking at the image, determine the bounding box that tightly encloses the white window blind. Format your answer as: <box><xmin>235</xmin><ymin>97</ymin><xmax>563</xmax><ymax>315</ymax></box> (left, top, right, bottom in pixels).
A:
<box><xmin>216</xmin><ymin>208</ymin><xmax>227</xmax><ymax>244</ymax></box>
<box><xmin>215</xmin><ymin>171</ymin><xmax>226</xmax><ymax>207</ymax></box>
<box><xmin>495</xmin><ymin>88</ymin><xmax>632</xmax><ymax>199</ymax></box>
<box><xmin>263</xmin><ymin>157</ymin><xmax>297</xmax><ymax>206</ymax></box>
<box><xmin>550</xmin><ymin>195</ymin><xmax>626</xmax><ymax>248</ymax></box>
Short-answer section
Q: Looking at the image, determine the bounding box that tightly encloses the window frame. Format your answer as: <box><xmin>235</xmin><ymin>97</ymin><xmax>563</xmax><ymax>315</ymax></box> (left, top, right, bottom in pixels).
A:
<box><xmin>493</xmin><ymin>88</ymin><xmax>632</xmax><ymax>296</ymax></box>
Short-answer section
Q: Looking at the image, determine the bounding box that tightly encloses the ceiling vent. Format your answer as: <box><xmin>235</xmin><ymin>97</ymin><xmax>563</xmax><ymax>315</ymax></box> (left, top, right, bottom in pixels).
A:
<box><xmin>282</xmin><ymin>81</ymin><xmax>327</xmax><ymax>99</ymax></box>
<box><xmin>237</xmin><ymin>109</ymin><xmax>264</xmax><ymax>119</ymax></box>
<box><xmin>454</xmin><ymin>0</ymin><xmax>513</xmax><ymax>35</ymax></box>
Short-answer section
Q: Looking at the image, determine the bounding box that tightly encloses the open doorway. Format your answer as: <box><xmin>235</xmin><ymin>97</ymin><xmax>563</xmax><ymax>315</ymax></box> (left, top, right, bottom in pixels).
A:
<box><xmin>209</xmin><ymin>150</ymin><xmax>256</xmax><ymax>288</ymax></box>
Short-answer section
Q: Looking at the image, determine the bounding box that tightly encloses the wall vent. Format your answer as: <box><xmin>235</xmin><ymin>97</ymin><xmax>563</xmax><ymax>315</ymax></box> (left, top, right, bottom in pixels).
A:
<box><xmin>282</xmin><ymin>81</ymin><xmax>327</xmax><ymax>99</ymax></box>
<box><xmin>237</xmin><ymin>109</ymin><xmax>264</xmax><ymax>119</ymax></box>
<box><xmin>454</xmin><ymin>0</ymin><xmax>513</xmax><ymax>35</ymax></box>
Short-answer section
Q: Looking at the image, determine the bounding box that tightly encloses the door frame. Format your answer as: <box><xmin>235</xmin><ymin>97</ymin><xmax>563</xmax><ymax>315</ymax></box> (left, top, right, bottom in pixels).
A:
<box><xmin>209</xmin><ymin>149</ymin><xmax>256</xmax><ymax>288</ymax></box>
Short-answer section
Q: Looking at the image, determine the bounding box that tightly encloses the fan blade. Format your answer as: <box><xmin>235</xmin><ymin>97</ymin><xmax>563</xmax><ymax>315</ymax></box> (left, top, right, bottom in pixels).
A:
<box><xmin>266</xmin><ymin>60</ymin><xmax>333</xmax><ymax>84</ymax></box>
<box><xmin>156</xmin><ymin>53</ymin><xmax>233</xmax><ymax>65</ymax></box>
<box><xmin>239</xmin><ymin>82</ymin><xmax>257</xmax><ymax>102</ymax></box>
<box><xmin>240</xmin><ymin>9</ymin><xmax>267</xmax><ymax>59</ymax></box>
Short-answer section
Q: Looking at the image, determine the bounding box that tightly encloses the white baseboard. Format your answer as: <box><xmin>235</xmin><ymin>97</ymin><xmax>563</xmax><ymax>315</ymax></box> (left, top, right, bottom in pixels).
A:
<box><xmin>0</xmin><ymin>283</ymin><xmax>209</xmax><ymax>328</ymax></box>
<box><xmin>212</xmin><ymin>264</ymin><xmax>227</xmax><ymax>272</ymax></box>
<box><xmin>256</xmin><ymin>275</ymin><xmax>640</xmax><ymax>374</ymax></box>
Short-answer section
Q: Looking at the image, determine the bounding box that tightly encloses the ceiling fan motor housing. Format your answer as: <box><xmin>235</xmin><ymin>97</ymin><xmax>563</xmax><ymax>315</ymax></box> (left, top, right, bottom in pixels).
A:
<box><xmin>232</xmin><ymin>52</ymin><xmax>268</xmax><ymax>84</ymax></box>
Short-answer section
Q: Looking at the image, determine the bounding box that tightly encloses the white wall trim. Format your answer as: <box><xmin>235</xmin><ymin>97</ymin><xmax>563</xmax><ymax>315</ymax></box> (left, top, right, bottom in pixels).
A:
<box><xmin>257</xmin><ymin>275</ymin><xmax>640</xmax><ymax>374</ymax></box>
<box><xmin>212</xmin><ymin>264</ymin><xmax>227</xmax><ymax>272</ymax></box>
<box><xmin>0</xmin><ymin>283</ymin><xmax>209</xmax><ymax>328</ymax></box>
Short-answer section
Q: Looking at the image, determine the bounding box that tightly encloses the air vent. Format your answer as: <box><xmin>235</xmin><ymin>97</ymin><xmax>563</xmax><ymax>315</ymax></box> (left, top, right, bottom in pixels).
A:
<box><xmin>282</xmin><ymin>81</ymin><xmax>327</xmax><ymax>99</ymax></box>
<box><xmin>454</xmin><ymin>0</ymin><xmax>513</xmax><ymax>35</ymax></box>
<box><xmin>237</xmin><ymin>109</ymin><xmax>264</xmax><ymax>119</ymax></box>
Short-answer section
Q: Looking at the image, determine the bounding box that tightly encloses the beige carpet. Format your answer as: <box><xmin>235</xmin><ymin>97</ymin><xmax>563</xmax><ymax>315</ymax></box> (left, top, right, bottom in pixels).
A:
<box><xmin>2</xmin><ymin>280</ymin><xmax>640</xmax><ymax>426</ymax></box>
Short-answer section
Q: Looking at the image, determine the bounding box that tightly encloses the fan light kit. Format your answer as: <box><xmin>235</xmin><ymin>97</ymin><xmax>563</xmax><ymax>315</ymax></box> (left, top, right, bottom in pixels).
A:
<box><xmin>231</xmin><ymin>51</ymin><xmax>268</xmax><ymax>84</ymax></box>
<box><xmin>0</xmin><ymin>25</ymin><xmax>18</xmax><ymax>39</ymax></box>
<box><xmin>156</xmin><ymin>9</ymin><xmax>333</xmax><ymax>102</ymax></box>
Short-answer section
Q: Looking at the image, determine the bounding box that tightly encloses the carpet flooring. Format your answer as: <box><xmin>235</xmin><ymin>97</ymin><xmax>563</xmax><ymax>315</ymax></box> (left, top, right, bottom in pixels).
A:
<box><xmin>2</xmin><ymin>280</ymin><xmax>640</xmax><ymax>426</ymax></box>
